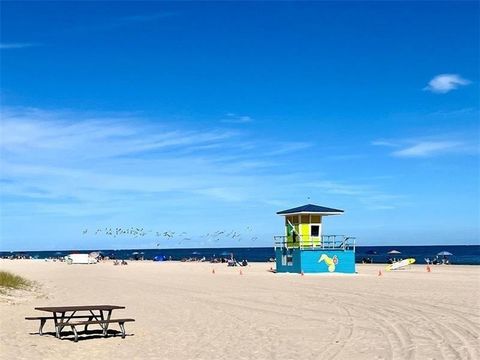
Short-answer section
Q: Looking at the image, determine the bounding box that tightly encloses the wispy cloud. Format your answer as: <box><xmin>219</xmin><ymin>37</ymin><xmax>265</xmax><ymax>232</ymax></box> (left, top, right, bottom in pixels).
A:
<box><xmin>0</xmin><ymin>106</ymin><xmax>330</xmax><ymax>214</ymax></box>
<box><xmin>371</xmin><ymin>140</ymin><xmax>399</xmax><ymax>147</ymax></box>
<box><xmin>308</xmin><ymin>180</ymin><xmax>366</xmax><ymax>196</ymax></box>
<box><xmin>0</xmin><ymin>43</ymin><xmax>38</xmax><ymax>49</ymax></box>
<box><xmin>265</xmin><ymin>142</ymin><xmax>312</xmax><ymax>156</ymax></box>
<box><xmin>423</xmin><ymin>74</ymin><xmax>471</xmax><ymax>94</ymax></box>
<box><xmin>373</xmin><ymin>136</ymin><xmax>477</xmax><ymax>158</ymax></box>
<box><xmin>392</xmin><ymin>141</ymin><xmax>465</xmax><ymax>157</ymax></box>
<box><xmin>1</xmin><ymin>108</ymin><xmax>235</xmax><ymax>159</ymax></box>
<box><xmin>305</xmin><ymin>180</ymin><xmax>405</xmax><ymax>210</ymax></box>
<box><xmin>1</xmin><ymin>106</ymin><xmax>408</xmax><ymax>249</ymax></box>
<box><xmin>74</xmin><ymin>12</ymin><xmax>174</xmax><ymax>33</ymax></box>
<box><xmin>221</xmin><ymin>113</ymin><xmax>254</xmax><ymax>124</ymax></box>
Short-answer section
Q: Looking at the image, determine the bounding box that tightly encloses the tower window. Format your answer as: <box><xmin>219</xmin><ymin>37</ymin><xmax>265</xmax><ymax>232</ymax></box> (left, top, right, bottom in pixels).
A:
<box><xmin>311</xmin><ymin>225</ymin><xmax>320</xmax><ymax>237</ymax></box>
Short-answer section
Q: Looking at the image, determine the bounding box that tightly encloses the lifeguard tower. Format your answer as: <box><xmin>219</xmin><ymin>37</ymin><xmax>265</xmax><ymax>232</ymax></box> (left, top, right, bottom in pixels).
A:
<box><xmin>274</xmin><ymin>204</ymin><xmax>356</xmax><ymax>274</ymax></box>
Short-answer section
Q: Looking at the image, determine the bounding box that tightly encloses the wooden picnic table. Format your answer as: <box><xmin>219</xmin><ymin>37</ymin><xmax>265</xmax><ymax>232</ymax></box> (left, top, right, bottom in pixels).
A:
<box><xmin>28</xmin><ymin>305</ymin><xmax>134</xmax><ymax>341</ymax></box>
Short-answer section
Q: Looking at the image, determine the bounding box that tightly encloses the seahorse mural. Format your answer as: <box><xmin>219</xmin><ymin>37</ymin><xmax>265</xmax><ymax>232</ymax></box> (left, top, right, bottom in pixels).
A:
<box><xmin>318</xmin><ymin>254</ymin><xmax>339</xmax><ymax>272</ymax></box>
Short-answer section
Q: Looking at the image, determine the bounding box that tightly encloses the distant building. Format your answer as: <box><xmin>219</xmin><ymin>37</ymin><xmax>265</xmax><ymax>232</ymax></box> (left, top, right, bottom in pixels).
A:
<box><xmin>274</xmin><ymin>204</ymin><xmax>355</xmax><ymax>273</ymax></box>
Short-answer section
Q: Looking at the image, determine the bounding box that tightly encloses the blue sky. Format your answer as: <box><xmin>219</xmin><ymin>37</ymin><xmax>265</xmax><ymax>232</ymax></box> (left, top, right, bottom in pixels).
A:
<box><xmin>1</xmin><ymin>1</ymin><xmax>479</xmax><ymax>250</ymax></box>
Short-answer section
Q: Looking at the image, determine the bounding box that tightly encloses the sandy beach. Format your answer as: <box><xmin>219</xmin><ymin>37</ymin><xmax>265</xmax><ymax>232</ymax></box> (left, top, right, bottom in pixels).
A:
<box><xmin>1</xmin><ymin>260</ymin><xmax>479</xmax><ymax>360</ymax></box>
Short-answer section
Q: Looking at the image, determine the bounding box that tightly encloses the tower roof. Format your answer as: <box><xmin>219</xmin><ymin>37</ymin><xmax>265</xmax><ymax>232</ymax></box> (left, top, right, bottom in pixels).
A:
<box><xmin>276</xmin><ymin>204</ymin><xmax>344</xmax><ymax>215</ymax></box>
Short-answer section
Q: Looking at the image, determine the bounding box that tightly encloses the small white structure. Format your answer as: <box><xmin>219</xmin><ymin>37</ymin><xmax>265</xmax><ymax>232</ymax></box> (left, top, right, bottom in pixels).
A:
<box><xmin>66</xmin><ymin>253</ymin><xmax>97</xmax><ymax>264</ymax></box>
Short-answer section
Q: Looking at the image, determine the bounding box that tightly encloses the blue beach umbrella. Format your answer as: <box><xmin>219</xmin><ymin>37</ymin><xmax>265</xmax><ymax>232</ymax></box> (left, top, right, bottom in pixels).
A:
<box><xmin>388</xmin><ymin>250</ymin><xmax>401</xmax><ymax>255</ymax></box>
<box><xmin>437</xmin><ymin>251</ymin><xmax>453</xmax><ymax>256</ymax></box>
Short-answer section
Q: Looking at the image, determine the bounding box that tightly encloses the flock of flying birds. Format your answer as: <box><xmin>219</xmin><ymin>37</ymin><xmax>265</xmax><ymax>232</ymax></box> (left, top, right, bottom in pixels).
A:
<box><xmin>82</xmin><ymin>227</ymin><xmax>258</xmax><ymax>246</ymax></box>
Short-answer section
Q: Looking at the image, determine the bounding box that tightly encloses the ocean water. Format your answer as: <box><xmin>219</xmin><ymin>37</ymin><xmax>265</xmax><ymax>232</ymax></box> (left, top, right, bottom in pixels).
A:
<box><xmin>1</xmin><ymin>245</ymin><xmax>479</xmax><ymax>265</ymax></box>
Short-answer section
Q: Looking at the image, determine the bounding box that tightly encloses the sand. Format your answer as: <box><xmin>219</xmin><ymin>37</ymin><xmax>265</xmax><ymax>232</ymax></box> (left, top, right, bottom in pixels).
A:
<box><xmin>0</xmin><ymin>260</ymin><xmax>479</xmax><ymax>360</ymax></box>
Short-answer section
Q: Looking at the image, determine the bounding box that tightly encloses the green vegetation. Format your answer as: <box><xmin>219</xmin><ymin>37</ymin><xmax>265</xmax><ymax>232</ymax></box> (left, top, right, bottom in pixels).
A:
<box><xmin>0</xmin><ymin>271</ymin><xmax>32</xmax><ymax>293</ymax></box>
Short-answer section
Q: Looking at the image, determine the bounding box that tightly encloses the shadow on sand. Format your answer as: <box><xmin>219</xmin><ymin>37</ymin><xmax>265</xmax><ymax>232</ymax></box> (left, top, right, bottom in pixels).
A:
<box><xmin>29</xmin><ymin>329</ymin><xmax>134</xmax><ymax>342</ymax></box>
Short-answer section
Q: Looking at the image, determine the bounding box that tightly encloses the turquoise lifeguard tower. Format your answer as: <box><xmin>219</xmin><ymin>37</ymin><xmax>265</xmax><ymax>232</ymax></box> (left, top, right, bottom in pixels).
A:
<box><xmin>274</xmin><ymin>204</ymin><xmax>356</xmax><ymax>274</ymax></box>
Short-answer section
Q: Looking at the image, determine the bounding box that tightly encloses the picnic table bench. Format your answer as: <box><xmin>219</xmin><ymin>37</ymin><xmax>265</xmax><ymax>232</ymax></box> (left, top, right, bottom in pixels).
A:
<box><xmin>26</xmin><ymin>305</ymin><xmax>135</xmax><ymax>342</ymax></box>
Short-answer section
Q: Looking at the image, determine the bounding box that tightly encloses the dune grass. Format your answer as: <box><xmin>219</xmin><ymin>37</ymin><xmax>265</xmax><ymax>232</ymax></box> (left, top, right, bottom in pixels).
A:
<box><xmin>0</xmin><ymin>271</ymin><xmax>32</xmax><ymax>294</ymax></box>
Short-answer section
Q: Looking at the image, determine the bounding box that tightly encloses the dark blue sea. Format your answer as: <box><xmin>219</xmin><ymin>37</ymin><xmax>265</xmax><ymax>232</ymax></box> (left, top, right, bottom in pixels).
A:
<box><xmin>1</xmin><ymin>245</ymin><xmax>479</xmax><ymax>265</ymax></box>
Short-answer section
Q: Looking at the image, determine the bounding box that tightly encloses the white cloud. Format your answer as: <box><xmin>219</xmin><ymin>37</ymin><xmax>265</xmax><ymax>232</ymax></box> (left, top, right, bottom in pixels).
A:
<box><xmin>0</xmin><ymin>43</ymin><xmax>38</xmax><ymax>49</ymax></box>
<box><xmin>71</xmin><ymin>12</ymin><xmax>175</xmax><ymax>33</ymax></box>
<box><xmin>373</xmin><ymin>134</ymin><xmax>477</xmax><ymax>158</ymax></box>
<box><xmin>308</xmin><ymin>180</ymin><xmax>366</xmax><ymax>196</ymax></box>
<box><xmin>423</xmin><ymin>74</ymin><xmax>471</xmax><ymax>93</ymax></box>
<box><xmin>305</xmin><ymin>180</ymin><xmax>405</xmax><ymax>210</ymax></box>
<box><xmin>371</xmin><ymin>140</ymin><xmax>399</xmax><ymax>147</ymax></box>
<box><xmin>0</xmin><ymin>106</ymin><xmax>331</xmax><ymax>215</ymax></box>
<box><xmin>0</xmin><ymin>107</ymin><xmax>236</xmax><ymax>158</ymax></box>
<box><xmin>265</xmin><ymin>142</ymin><xmax>312</xmax><ymax>155</ymax></box>
<box><xmin>392</xmin><ymin>141</ymin><xmax>464</xmax><ymax>157</ymax></box>
<box><xmin>221</xmin><ymin>113</ymin><xmax>253</xmax><ymax>124</ymax></box>
<box><xmin>0</xmin><ymin>105</ymin><xmax>407</xmax><ymax>249</ymax></box>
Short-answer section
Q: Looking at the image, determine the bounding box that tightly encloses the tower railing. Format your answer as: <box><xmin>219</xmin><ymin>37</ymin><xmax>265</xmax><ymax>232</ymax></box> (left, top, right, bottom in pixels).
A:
<box><xmin>273</xmin><ymin>235</ymin><xmax>355</xmax><ymax>251</ymax></box>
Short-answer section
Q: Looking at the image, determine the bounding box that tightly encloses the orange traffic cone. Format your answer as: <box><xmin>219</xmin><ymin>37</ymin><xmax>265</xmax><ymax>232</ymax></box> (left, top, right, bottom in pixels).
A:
<box><xmin>212</xmin><ymin>269</ymin><xmax>215</xmax><ymax>274</ymax></box>
<box><xmin>426</xmin><ymin>265</ymin><xmax>431</xmax><ymax>273</ymax></box>
<box><xmin>378</xmin><ymin>269</ymin><xmax>382</xmax><ymax>276</ymax></box>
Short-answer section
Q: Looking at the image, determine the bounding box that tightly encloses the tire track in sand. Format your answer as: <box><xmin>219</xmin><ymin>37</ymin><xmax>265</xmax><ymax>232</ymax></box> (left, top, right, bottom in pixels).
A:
<box><xmin>317</xmin><ymin>298</ymin><xmax>355</xmax><ymax>360</ymax></box>
<box><xmin>387</xmin><ymin>298</ymin><xmax>479</xmax><ymax>360</ymax></box>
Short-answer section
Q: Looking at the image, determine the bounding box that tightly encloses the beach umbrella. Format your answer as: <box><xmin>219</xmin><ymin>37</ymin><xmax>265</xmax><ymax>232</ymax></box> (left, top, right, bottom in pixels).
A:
<box><xmin>437</xmin><ymin>251</ymin><xmax>453</xmax><ymax>256</ymax></box>
<box><xmin>388</xmin><ymin>250</ymin><xmax>401</xmax><ymax>254</ymax></box>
